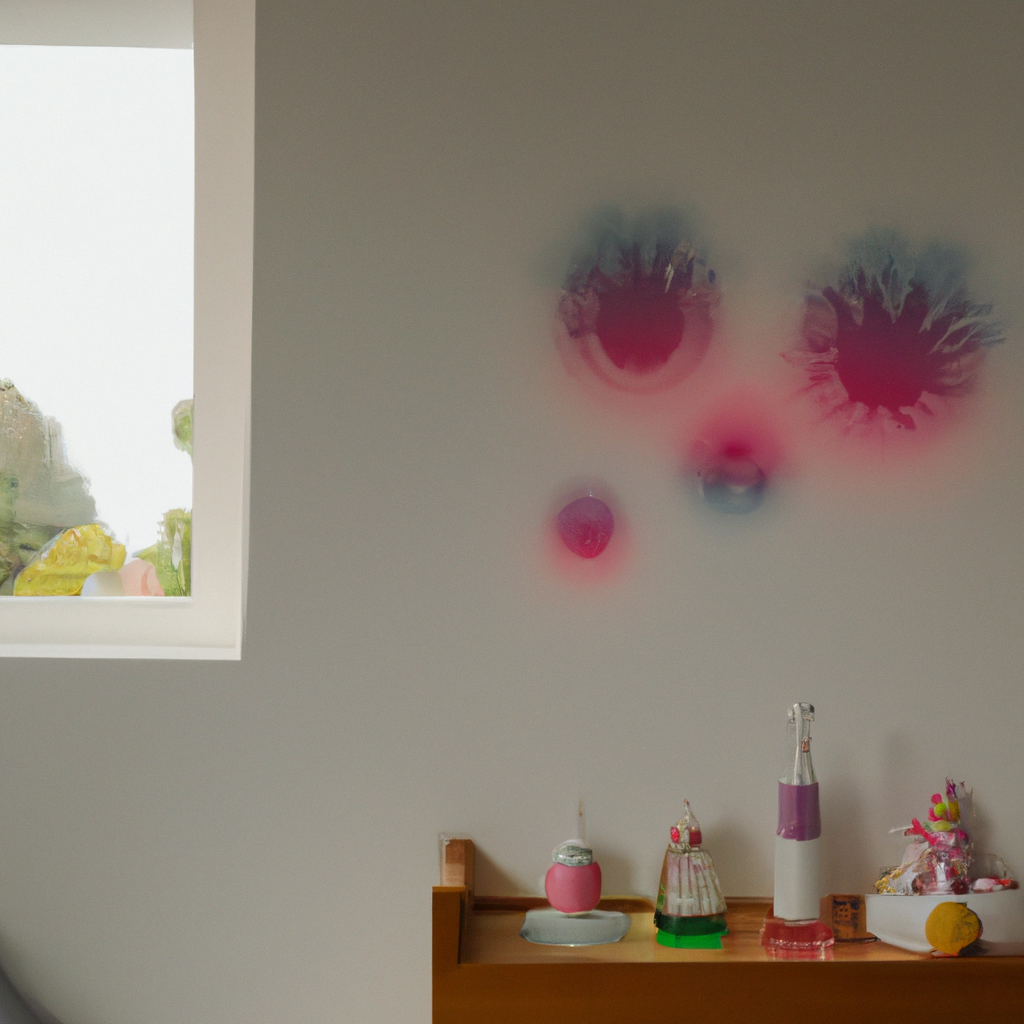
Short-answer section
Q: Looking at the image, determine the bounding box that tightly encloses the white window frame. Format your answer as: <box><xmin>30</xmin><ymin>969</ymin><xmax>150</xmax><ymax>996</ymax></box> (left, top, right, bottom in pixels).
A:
<box><xmin>0</xmin><ymin>0</ymin><xmax>253</xmax><ymax>658</ymax></box>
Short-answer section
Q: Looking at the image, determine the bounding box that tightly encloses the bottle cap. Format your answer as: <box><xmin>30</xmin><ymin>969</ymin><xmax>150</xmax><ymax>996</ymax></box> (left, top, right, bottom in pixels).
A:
<box><xmin>669</xmin><ymin>800</ymin><xmax>703</xmax><ymax>849</ymax></box>
<box><xmin>788</xmin><ymin>702</ymin><xmax>814</xmax><ymax>721</ymax></box>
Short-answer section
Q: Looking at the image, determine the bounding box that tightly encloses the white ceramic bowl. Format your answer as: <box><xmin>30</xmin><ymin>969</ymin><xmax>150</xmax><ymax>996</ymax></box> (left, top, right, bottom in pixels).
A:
<box><xmin>865</xmin><ymin>889</ymin><xmax>1024</xmax><ymax>953</ymax></box>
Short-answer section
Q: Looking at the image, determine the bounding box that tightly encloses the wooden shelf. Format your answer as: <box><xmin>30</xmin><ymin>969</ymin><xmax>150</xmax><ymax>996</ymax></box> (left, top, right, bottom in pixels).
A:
<box><xmin>433</xmin><ymin>840</ymin><xmax>1024</xmax><ymax>1023</ymax></box>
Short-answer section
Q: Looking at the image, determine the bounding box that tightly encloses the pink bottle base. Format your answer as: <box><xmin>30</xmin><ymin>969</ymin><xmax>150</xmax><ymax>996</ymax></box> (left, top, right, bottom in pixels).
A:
<box><xmin>760</xmin><ymin>914</ymin><xmax>835</xmax><ymax>960</ymax></box>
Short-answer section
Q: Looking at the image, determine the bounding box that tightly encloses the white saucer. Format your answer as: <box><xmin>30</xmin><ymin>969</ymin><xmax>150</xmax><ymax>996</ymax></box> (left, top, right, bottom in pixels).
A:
<box><xmin>520</xmin><ymin>908</ymin><xmax>631</xmax><ymax>946</ymax></box>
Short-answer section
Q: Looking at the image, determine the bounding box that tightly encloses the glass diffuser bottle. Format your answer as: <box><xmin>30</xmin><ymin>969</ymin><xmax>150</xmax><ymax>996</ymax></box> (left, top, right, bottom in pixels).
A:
<box><xmin>654</xmin><ymin>801</ymin><xmax>728</xmax><ymax>948</ymax></box>
<box><xmin>761</xmin><ymin>702</ymin><xmax>834</xmax><ymax>958</ymax></box>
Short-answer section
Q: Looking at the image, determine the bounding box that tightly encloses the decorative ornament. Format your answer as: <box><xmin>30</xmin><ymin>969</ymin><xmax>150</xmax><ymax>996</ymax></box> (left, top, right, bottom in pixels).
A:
<box><xmin>654</xmin><ymin>800</ymin><xmax>728</xmax><ymax>949</ymax></box>
<box><xmin>556</xmin><ymin>495</ymin><xmax>614</xmax><ymax>558</ymax></box>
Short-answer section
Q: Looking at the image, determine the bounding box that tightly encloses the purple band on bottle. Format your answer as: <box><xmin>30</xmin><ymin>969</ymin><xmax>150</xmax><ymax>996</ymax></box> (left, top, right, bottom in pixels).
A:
<box><xmin>777</xmin><ymin>782</ymin><xmax>821</xmax><ymax>840</ymax></box>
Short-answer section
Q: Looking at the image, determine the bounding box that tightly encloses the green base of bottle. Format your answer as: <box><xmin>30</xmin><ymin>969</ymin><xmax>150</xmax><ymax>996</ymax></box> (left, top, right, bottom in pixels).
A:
<box><xmin>654</xmin><ymin>912</ymin><xmax>729</xmax><ymax>948</ymax></box>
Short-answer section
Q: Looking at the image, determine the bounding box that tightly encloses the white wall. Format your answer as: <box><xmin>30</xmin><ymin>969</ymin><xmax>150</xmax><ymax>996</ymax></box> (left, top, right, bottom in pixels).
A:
<box><xmin>0</xmin><ymin>1</ymin><xmax>192</xmax><ymax>47</ymax></box>
<box><xmin>0</xmin><ymin>2</ymin><xmax>1022</xmax><ymax>1022</ymax></box>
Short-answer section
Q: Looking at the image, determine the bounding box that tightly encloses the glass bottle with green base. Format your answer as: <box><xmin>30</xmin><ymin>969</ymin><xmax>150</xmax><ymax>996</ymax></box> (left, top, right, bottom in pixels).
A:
<box><xmin>654</xmin><ymin>801</ymin><xmax>729</xmax><ymax>948</ymax></box>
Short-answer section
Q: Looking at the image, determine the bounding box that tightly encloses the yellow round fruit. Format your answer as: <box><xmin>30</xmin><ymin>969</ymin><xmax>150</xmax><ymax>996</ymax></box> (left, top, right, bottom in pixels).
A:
<box><xmin>924</xmin><ymin>902</ymin><xmax>981</xmax><ymax>955</ymax></box>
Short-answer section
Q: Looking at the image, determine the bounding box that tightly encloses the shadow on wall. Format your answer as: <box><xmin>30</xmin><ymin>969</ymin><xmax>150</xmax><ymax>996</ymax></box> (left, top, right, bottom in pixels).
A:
<box><xmin>822</xmin><ymin>764</ymin><xmax>872</xmax><ymax>894</ymax></box>
<box><xmin>587</xmin><ymin>842</ymin><xmax>634</xmax><ymax>898</ymax></box>
<box><xmin>704</xmin><ymin>822</ymin><xmax>762</xmax><ymax>898</ymax></box>
<box><xmin>0</xmin><ymin>962</ymin><xmax>63</xmax><ymax>1024</ymax></box>
<box><xmin>967</xmin><ymin>790</ymin><xmax>1017</xmax><ymax>881</ymax></box>
<box><xmin>879</xmin><ymin>730</ymin><xmax>924</xmax><ymax>832</ymax></box>
<box><xmin>473</xmin><ymin>845</ymin><xmax>534</xmax><ymax>898</ymax></box>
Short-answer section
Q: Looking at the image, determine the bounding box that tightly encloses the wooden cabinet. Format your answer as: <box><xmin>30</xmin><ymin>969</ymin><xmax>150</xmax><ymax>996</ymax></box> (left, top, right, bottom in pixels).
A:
<box><xmin>433</xmin><ymin>841</ymin><xmax>1024</xmax><ymax>1023</ymax></box>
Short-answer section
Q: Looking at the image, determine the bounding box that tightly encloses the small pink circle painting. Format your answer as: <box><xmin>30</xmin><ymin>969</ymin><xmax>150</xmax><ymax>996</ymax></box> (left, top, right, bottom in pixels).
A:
<box><xmin>556</xmin><ymin>495</ymin><xmax>614</xmax><ymax>559</ymax></box>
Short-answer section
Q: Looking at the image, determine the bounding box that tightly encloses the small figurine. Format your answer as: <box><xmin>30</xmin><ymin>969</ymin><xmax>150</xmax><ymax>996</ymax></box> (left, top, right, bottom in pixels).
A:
<box><xmin>654</xmin><ymin>801</ymin><xmax>728</xmax><ymax>948</ymax></box>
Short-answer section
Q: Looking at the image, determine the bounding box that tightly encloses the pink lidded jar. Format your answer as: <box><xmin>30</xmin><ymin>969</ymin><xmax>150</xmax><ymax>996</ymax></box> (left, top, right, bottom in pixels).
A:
<box><xmin>545</xmin><ymin>840</ymin><xmax>602</xmax><ymax>913</ymax></box>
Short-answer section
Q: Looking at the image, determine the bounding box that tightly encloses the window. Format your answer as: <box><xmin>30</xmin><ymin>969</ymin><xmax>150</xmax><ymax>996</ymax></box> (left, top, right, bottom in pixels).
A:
<box><xmin>0</xmin><ymin>0</ymin><xmax>252</xmax><ymax>657</ymax></box>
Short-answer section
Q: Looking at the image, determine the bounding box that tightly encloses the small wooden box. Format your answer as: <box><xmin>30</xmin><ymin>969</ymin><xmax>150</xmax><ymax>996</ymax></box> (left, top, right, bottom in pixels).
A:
<box><xmin>821</xmin><ymin>893</ymin><xmax>875</xmax><ymax>942</ymax></box>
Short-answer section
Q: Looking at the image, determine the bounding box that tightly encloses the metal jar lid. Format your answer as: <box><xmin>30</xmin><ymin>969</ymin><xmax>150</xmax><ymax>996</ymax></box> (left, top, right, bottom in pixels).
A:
<box><xmin>552</xmin><ymin>840</ymin><xmax>593</xmax><ymax>866</ymax></box>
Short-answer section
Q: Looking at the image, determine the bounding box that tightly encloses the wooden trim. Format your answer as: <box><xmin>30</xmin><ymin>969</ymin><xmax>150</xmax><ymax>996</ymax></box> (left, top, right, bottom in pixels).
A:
<box><xmin>440</xmin><ymin>838</ymin><xmax>475</xmax><ymax>893</ymax></box>
<box><xmin>432</xmin><ymin>887</ymin><xmax>464</xmax><ymax>977</ymax></box>
<box><xmin>472</xmin><ymin>895</ymin><xmax>653</xmax><ymax>914</ymax></box>
<box><xmin>435</xmin><ymin>956</ymin><xmax>1024</xmax><ymax>1024</ymax></box>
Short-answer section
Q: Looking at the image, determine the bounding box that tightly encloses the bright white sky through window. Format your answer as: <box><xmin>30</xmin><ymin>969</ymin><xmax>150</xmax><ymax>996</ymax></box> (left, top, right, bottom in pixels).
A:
<box><xmin>0</xmin><ymin>44</ymin><xmax>193</xmax><ymax>558</ymax></box>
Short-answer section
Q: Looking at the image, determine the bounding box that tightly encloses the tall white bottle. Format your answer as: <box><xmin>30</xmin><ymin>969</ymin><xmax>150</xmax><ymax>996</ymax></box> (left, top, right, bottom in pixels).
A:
<box><xmin>773</xmin><ymin>702</ymin><xmax>821</xmax><ymax>920</ymax></box>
